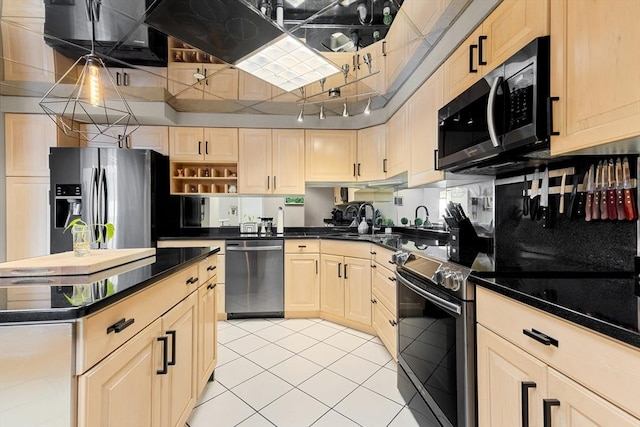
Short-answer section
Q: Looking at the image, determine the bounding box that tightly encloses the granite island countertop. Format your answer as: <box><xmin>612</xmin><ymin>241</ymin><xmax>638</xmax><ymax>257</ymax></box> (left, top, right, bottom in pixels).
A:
<box><xmin>0</xmin><ymin>246</ymin><xmax>220</xmax><ymax>323</ymax></box>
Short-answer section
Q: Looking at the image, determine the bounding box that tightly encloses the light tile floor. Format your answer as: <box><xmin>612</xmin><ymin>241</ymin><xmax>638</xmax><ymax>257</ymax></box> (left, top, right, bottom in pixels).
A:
<box><xmin>187</xmin><ymin>318</ymin><xmax>426</xmax><ymax>427</ymax></box>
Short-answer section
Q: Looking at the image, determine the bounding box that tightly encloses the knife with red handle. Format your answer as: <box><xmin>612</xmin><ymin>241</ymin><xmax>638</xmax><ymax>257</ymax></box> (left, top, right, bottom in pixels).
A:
<box><xmin>597</xmin><ymin>161</ymin><xmax>607</xmax><ymax>220</ymax></box>
<box><xmin>585</xmin><ymin>164</ymin><xmax>595</xmax><ymax>221</ymax></box>
<box><xmin>615</xmin><ymin>158</ymin><xmax>626</xmax><ymax>220</ymax></box>
<box><xmin>607</xmin><ymin>159</ymin><xmax>617</xmax><ymax>220</ymax></box>
<box><xmin>623</xmin><ymin>157</ymin><xmax>637</xmax><ymax>220</ymax></box>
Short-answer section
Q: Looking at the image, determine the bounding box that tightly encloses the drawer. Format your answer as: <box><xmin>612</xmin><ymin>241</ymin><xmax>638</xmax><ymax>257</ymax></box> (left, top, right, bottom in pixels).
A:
<box><xmin>321</xmin><ymin>240</ymin><xmax>371</xmax><ymax>259</ymax></box>
<box><xmin>285</xmin><ymin>239</ymin><xmax>320</xmax><ymax>253</ymax></box>
<box><xmin>77</xmin><ymin>264</ymin><xmax>199</xmax><ymax>374</ymax></box>
<box><xmin>372</xmin><ymin>263</ymin><xmax>396</xmax><ymax>316</ymax></box>
<box><xmin>198</xmin><ymin>254</ymin><xmax>218</xmax><ymax>284</ymax></box>
<box><xmin>372</xmin><ymin>292</ymin><xmax>397</xmax><ymax>361</ymax></box>
<box><xmin>477</xmin><ymin>287</ymin><xmax>640</xmax><ymax>418</ymax></box>
<box><xmin>370</xmin><ymin>245</ymin><xmax>395</xmax><ymax>269</ymax></box>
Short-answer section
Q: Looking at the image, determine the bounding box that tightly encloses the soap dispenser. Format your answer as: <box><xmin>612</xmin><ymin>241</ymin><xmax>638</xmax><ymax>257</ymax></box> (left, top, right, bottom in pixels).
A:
<box><xmin>357</xmin><ymin>217</ymin><xmax>369</xmax><ymax>234</ymax></box>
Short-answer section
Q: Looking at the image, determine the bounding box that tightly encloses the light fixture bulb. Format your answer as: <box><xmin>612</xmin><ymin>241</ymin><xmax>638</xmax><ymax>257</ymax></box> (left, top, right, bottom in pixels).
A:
<box><xmin>364</xmin><ymin>97</ymin><xmax>372</xmax><ymax>115</ymax></box>
<box><xmin>342</xmin><ymin>102</ymin><xmax>349</xmax><ymax>117</ymax></box>
<box><xmin>383</xmin><ymin>3</ymin><xmax>393</xmax><ymax>25</ymax></box>
<box><xmin>87</xmin><ymin>57</ymin><xmax>102</xmax><ymax>107</ymax></box>
<box><xmin>297</xmin><ymin>106</ymin><xmax>304</xmax><ymax>122</ymax></box>
<box><xmin>319</xmin><ymin>103</ymin><xmax>326</xmax><ymax>120</ymax></box>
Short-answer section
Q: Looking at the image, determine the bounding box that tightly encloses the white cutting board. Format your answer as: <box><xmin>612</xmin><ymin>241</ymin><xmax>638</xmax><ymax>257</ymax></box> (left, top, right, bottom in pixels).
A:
<box><xmin>0</xmin><ymin>248</ymin><xmax>156</xmax><ymax>277</ymax></box>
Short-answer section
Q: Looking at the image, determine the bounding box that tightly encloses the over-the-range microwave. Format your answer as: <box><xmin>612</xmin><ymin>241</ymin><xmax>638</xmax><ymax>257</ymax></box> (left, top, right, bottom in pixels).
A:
<box><xmin>437</xmin><ymin>36</ymin><xmax>552</xmax><ymax>175</ymax></box>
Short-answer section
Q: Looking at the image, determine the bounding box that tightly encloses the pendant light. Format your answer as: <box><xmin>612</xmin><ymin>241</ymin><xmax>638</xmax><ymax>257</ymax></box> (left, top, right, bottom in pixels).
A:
<box><xmin>364</xmin><ymin>96</ymin><xmax>372</xmax><ymax>115</ymax></box>
<box><xmin>39</xmin><ymin>0</ymin><xmax>138</xmax><ymax>142</ymax></box>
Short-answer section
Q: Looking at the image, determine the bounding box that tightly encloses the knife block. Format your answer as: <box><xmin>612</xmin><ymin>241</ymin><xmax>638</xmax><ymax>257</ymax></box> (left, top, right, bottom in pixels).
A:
<box><xmin>448</xmin><ymin>218</ymin><xmax>482</xmax><ymax>265</ymax></box>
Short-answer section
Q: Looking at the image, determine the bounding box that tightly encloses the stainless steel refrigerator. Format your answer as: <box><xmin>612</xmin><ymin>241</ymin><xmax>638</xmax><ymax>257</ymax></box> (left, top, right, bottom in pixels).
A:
<box><xmin>49</xmin><ymin>148</ymin><xmax>179</xmax><ymax>253</ymax></box>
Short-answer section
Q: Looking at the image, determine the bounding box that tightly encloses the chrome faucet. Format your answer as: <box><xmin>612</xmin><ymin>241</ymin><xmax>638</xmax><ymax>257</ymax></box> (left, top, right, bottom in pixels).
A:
<box><xmin>415</xmin><ymin>205</ymin><xmax>430</xmax><ymax>227</ymax></box>
<box><xmin>357</xmin><ymin>202</ymin><xmax>376</xmax><ymax>234</ymax></box>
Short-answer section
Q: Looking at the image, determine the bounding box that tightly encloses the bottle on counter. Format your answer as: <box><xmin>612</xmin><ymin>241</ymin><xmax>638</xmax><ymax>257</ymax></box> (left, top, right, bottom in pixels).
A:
<box><xmin>277</xmin><ymin>207</ymin><xmax>284</xmax><ymax>234</ymax></box>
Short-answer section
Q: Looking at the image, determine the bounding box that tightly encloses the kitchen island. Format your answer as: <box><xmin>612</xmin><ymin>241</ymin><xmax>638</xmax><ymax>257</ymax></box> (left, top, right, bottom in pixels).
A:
<box><xmin>0</xmin><ymin>246</ymin><xmax>220</xmax><ymax>427</ymax></box>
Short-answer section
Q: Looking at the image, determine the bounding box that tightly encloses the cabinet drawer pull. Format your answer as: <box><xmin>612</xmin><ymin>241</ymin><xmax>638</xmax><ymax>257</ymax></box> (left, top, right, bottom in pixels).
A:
<box><xmin>116</xmin><ymin>71</ymin><xmax>122</xmax><ymax>86</ymax></box>
<box><xmin>344</xmin><ymin>264</ymin><xmax>348</xmax><ymax>279</ymax></box>
<box><xmin>106</xmin><ymin>318</ymin><xmax>135</xmax><ymax>334</ymax></box>
<box><xmin>469</xmin><ymin>44</ymin><xmax>478</xmax><ymax>73</ymax></box>
<box><xmin>316</xmin><ymin>260</ymin><xmax>318</xmax><ymax>274</ymax></box>
<box><xmin>521</xmin><ymin>381</ymin><xmax>536</xmax><ymax>427</ymax></box>
<box><xmin>523</xmin><ymin>328</ymin><xmax>558</xmax><ymax>347</ymax></box>
<box><xmin>338</xmin><ymin>262</ymin><xmax>342</xmax><ymax>278</ymax></box>
<box><xmin>353</xmin><ymin>163</ymin><xmax>356</xmax><ymax>177</ymax></box>
<box><xmin>383</xmin><ymin>158</ymin><xmax>387</xmax><ymax>173</ymax></box>
<box><xmin>207</xmin><ymin>283</ymin><xmax>215</xmax><ymax>290</ymax></box>
<box><xmin>478</xmin><ymin>35</ymin><xmax>487</xmax><ymax>65</ymax></box>
<box><xmin>371</xmin><ymin>264</ymin><xmax>376</xmax><ymax>268</ymax></box>
<box><xmin>388</xmin><ymin>319</ymin><xmax>397</xmax><ymax>327</ymax></box>
<box><xmin>198</xmin><ymin>141</ymin><xmax>202</xmax><ymax>155</ymax></box>
<box><xmin>186</xmin><ymin>277</ymin><xmax>199</xmax><ymax>285</ymax></box>
<box><xmin>547</xmin><ymin>97</ymin><xmax>560</xmax><ymax>136</ymax></box>
<box><xmin>167</xmin><ymin>330</ymin><xmax>176</xmax><ymax>366</ymax></box>
<box><xmin>543</xmin><ymin>399</ymin><xmax>560</xmax><ymax>427</ymax></box>
<box><xmin>370</xmin><ymin>251</ymin><xmax>376</xmax><ymax>255</ymax></box>
<box><xmin>206</xmin><ymin>265</ymin><xmax>217</xmax><ymax>271</ymax></box>
<box><xmin>388</xmin><ymin>260</ymin><xmax>395</xmax><ymax>265</ymax></box>
<box><xmin>357</xmin><ymin>163</ymin><xmax>361</xmax><ymax>176</ymax></box>
<box><xmin>157</xmin><ymin>336</ymin><xmax>169</xmax><ymax>375</ymax></box>
<box><xmin>388</xmin><ymin>276</ymin><xmax>396</xmax><ymax>282</ymax></box>
<box><xmin>205</xmin><ymin>140</ymin><xmax>209</xmax><ymax>155</ymax></box>
<box><xmin>371</xmin><ymin>298</ymin><xmax>377</xmax><ymax>304</ymax></box>
<box><xmin>298</xmin><ymin>245</ymin><xmax>307</xmax><ymax>248</ymax></box>
<box><xmin>273</xmin><ymin>176</ymin><xmax>277</xmax><ymax>189</ymax></box>
<box><xmin>123</xmin><ymin>72</ymin><xmax>129</xmax><ymax>86</ymax></box>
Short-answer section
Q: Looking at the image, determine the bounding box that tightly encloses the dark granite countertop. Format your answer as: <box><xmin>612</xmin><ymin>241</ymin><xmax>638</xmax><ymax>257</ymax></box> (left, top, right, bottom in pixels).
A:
<box><xmin>0</xmin><ymin>247</ymin><xmax>219</xmax><ymax>323</ymax></box>
<box><xmin>470</xmin><ymin>273</ymin><xmax>640</xmax><ymax>348</ymax></box>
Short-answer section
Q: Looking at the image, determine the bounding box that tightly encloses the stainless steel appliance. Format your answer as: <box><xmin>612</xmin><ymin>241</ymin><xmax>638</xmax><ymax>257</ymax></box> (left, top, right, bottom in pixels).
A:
<box><xmin>437</xmin><ymin>36</ymin><xmax>551</xmax><ymax>174</ymax></box>
<box><xmin>225</xmin><ymin>240</ymin><xmax>284</xmax><ymax>318</ymax></box>
<box><xmin>44</xmin><ymin>0</ymin><xmax>167</xmax><ymax>66</ymax></box>
<box><xmin>49</xmin><ymin>148</ymin><xmax>178</xmax><ymax>253</ymax></box>
<box><xmin>396</xmin><ymin>253</ymin><xmax>475</xmax><ymax>427</ymax></box>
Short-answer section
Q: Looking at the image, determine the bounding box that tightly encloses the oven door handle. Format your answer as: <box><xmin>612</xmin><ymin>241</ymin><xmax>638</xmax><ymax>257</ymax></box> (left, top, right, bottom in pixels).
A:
<box><xmin>487</xmin><ymin>75</ymin><xmax>503</xmax><ymax>148</ymax></box>
<box><xmin>396</xmin><ymin>273</ymin><xmax>462</xmax><ymax>315</ymax></box>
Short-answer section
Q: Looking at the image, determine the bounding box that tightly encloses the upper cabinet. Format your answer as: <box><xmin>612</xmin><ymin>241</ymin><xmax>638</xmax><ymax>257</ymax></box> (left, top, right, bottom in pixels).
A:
<box><xmin>167</xmin><ymin>63</ymin><xmax>238</xmax><ymax>100</ymax></box>
<box><xmin>356</xmin><ymin>40</ymin><xmax>386</xmax><ymax>97</ymax></box>
<box><xmin>169</xmin><ymin>127</ymin><xmax>238</xmax><ymax>162</ymax></box>
<box><xmin>238</xmin><ymin>71</ymin><xmax>272</xmax><ymax>101</ymax></box>
<box><xmin>408</xmin><ymin>67</ymin><xmax>444</xmax><ymax>187</ymax></box>
<box><xmin>238</xmin><ymin>129</ymin><xmax>305</xmax><ymax>195</ymax></box>
<box><xmin>356</xmin><ymin>125</ymin><xmax>387</xmax><ymax>182</ymax></box>
<box><xmin>549</xmin><ymin>0</ymin><xmax>640</xmax><ymax>155</ymax></box>
<box><xmin>443</xmin><ymin>0</ymin><xmax>549</xmax><ymax>103</ymax></box>
<box><xmin>5</xmin><ymin>114</ymin><xmax>78</xmax><ymax>176</ymax></box>
<box><xmin>385</xmin><ymin>104</ymin><xmax>408</xmax><ymax>178</ymax></box>
<box><xmin>305</xmin><ymin>130</ymin><xmax>357</xmax><ymax>182</ymax></box>
<box><xmin>84</xmin><ymin>126</ymin><xmax>169</xmax><ymax>155</ymax></box>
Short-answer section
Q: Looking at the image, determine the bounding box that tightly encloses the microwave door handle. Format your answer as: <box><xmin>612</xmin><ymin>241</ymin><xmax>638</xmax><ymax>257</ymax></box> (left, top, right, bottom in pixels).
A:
<box><xmin>487</xmin><ymin>76</ymin><xmax>503</xmax><ymax>148</ymax></box>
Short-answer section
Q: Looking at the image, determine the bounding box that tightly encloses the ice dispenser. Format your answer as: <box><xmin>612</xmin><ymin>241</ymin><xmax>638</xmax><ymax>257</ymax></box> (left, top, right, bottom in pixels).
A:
<box><xmin>54</xmin><ymin>184</ymin><xmax>82</xmax><ymax>229</ymax></box>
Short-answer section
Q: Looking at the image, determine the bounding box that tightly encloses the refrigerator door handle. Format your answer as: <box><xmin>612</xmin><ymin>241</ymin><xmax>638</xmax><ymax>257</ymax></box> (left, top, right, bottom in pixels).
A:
<box><xmin>97</xmin><ymin>167</ymin><xmax>107</xmax><ymax>245</ymax></box>
<box><xmin>90</xmin><ymin>167</ymin><xmax>99</xmax><ymax>242</ymax></box>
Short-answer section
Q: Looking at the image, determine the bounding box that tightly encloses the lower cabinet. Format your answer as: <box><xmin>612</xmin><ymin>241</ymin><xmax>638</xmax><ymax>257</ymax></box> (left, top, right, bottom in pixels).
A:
<box><xmin>371</xmin><ymin>294</ymin><xmax>397</xmax><ymax>361</ymax></box>
<box><xmin>370</xmin><ymin>248</ymin><xmax>398</xmax><ymax>360</ymax></box>
<box><xmin>197</xmin><ymin>280</ymin><xmax>217</xmax><ymax>395</ymax></box>
<box><xmin>77</xmin><ymin>262</ymin><xmax>215</xmax><ymax>427</ymax></box>
<box><xmin>319</xmin><ymin>241</ymin><xmax>372</xmax><ymax>330</ymax></box>
<box><xmin>477</xmin><ymin>287</ymin><xmax>640</xmax><ymax>427</ymax></box>
<box><xmin>285</xmin><ymin>252</ymin><xmax>320</xmax><ymax>315</ymax></box>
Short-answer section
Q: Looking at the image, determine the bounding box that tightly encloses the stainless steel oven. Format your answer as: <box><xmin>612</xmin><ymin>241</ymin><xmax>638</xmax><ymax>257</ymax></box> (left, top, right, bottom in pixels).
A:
<box><xmin>396</xmin><ymin>254</ymin><xmax>475</xmax><ymax>427</ymax></box>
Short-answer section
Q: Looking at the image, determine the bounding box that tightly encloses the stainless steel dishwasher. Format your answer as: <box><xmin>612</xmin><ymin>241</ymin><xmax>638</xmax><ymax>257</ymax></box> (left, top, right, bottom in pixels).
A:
<box><xmin>225</xmin><ymin>239</ymin><xmax>284</xmax><ymax>318</ymax></box>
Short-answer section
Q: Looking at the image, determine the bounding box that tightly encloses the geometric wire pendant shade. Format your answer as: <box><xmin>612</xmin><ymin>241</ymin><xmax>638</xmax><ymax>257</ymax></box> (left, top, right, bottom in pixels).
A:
<box><xmin>39</xmin><ymin>53</ymin><xmax>139</xmax><ymax>143</ymax></box>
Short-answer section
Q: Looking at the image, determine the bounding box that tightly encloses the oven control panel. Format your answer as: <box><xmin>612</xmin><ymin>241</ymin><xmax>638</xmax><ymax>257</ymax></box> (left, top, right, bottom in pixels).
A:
<box><xmin>434</xmin><ymin>267</ymin><xmax>466</xmax><ymax>292</ymax></box>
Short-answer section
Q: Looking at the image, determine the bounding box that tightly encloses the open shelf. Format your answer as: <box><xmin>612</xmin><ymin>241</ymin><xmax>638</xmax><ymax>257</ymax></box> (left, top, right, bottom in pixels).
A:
<box><xmin>170</xmin><ymin>161</ymin><xmax>238</xmax><ymax>195</ymax></box>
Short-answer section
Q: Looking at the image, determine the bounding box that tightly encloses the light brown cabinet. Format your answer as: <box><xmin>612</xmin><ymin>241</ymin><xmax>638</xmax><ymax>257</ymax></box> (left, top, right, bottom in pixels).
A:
<box><xmin>238</xmin><ymin>129</ymin><xmax>305</xmax><ymax>195</ymax></box>
<box><xmin>238</xmin><ymin>71</ymin><xmax>272</xmax><ymax>101</ymax></box>
<box><xmin>167</xmin><ymin>63</ymin><xmax>238</xmax><ymax>100</ymax></box>
<box><xmin>1</xmin><ymin>18</ymin><xmax>55</xmax><ymax>82</ymax></box>
<box><xmin>407</xmin><ymin>67</ymin><xmax>444</xmax><ymax>187</ymax></box>
<box><xmin>84</xmin><ymin>125</ymin><xmax>169</xmax><ymax>154</ymax></box>
<box><xmin>101</xmin><ymin>66</ymin><xmax>167</xmax><ymax>89</ymax></box>
<box><xmin>5</xmin><ymin>177</ymin><xmax>50</xmax><ymax>261</ymax></box>
<box><xmin>169</xmin><ymin>127</ymin><xmax>238</xmax><ymax>162</ymax></box>
<box><xmin>285</xmin><ymin>240</ymin><xmax>320</xmax><ymax>317</ymax></box>
<box><xmin>370</xmin><ymin>246</ymin><xmax>397</xmax><ymax>360</ymax></box>
<box><xmin>196</xmin><ymin>255</ymin><xmax>218</xmax><ymax>395</ymax></box>
<box><xmin>549</xmin><ymin>0</ymin><xmax>640</xmax><ymax>155</ymax></box>
<box><xmin>356</xmin><ymin>125</ymin><xmax>387</xmax><ymax>182</ymax></box>
<box><xmin>385</xmin><ymin>103</ymin><xmax>408</xmax><ymax>178</ymax></box>
<box><xmin>443</xmin><ymin>0</ymin><xmax>549</xmax><ymax>103</ymax></box>
<box><xmin>320</xmin><ymin>241</ymin><xmax>372</xmax><ymax>331</ymax></box>
<box><xmin>305</xmin><ymin>130</ymin><xmax>358</xmax><ymax>182</ymax></box>
<box><xmin>77</xmin><ymin>319</ymin><xmax>163</xmax><ymax>427</ymax></box>
<box><xmin>356</xmin><ymin>40</ymin><xmax>386</xmax><ymax>97</ymax></box>
<box><xmin>477</xmin><ymin>287</ymin><xmax>640</xmax><ymax>425</ymax></box>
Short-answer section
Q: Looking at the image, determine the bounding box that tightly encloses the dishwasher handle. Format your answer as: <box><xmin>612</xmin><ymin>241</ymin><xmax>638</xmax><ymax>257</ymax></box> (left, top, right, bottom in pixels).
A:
<box><xmin>227</xmin><ymin>245</ymin><xmax>283</xmax><ymax>252</ymax></box>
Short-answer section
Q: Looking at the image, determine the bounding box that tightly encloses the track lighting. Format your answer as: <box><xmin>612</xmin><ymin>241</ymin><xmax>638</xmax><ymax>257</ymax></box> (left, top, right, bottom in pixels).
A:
<box><xmin>320</xmin><ymin>103</ymin><xmax>326</xmax><ymax>120</ymax></box>
<box><xmin>297</xmin><ymin>106</ymin><xmax>304</xmax><ymax>122</ymax></box>
<box><xmin>383</xmin><ymin>1</ymin><xmax>393</xmax><ymax>25</ymax></box>
<box><xmin>364</xmin><ymin>97</ymin><xmax>372</xmax><ymax>115</ymax></box>
<box><xmin>342</xmin><ymin>101</ymin><xmax>350</xmax><ymax>117</ymax></box>
<box><xmin>363</xmin><ymin>53</ymin><xmax>372</xmax><ymax>74</ymax></box>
